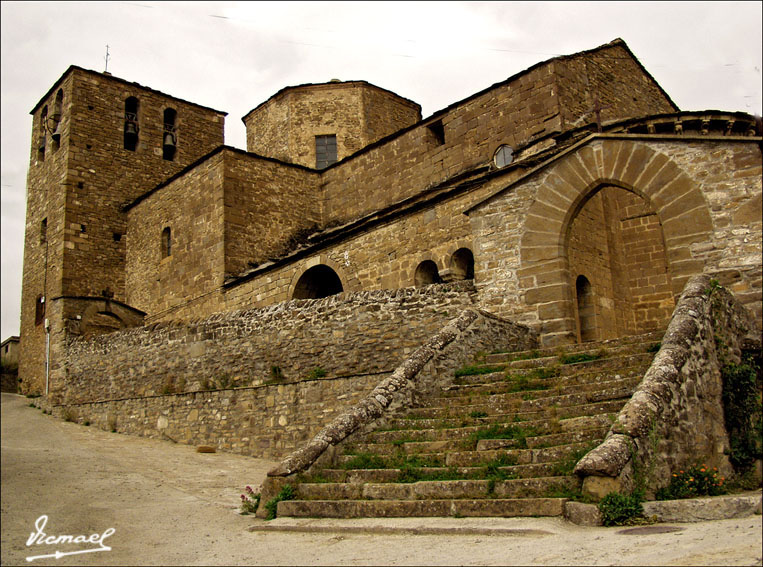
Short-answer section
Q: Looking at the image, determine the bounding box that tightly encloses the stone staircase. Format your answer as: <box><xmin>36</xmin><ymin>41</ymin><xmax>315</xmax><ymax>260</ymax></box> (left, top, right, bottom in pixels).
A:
<box><xmin>276</xmin><ymin>331</ymin><xmax>664</xmax><ymax>518</ymax></box>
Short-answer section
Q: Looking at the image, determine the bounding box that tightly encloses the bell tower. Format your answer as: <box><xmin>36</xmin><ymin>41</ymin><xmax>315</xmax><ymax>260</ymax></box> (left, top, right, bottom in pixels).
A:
<box><xmin>18</xmin><ymin>66</ymin><xmax>227</xmax><ymax>397</ymax></box>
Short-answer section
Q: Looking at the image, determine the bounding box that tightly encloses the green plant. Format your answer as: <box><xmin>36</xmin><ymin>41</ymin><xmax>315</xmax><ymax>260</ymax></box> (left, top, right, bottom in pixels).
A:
<box><xmin>559</xmin><ymin>352</ymin><xmax>603</xmax><ymax>365</ymax></box>
<box><xmin>469</xmin><ymin>410</ymin><xmax>488</xmax><ymax>418</ymax></box>
<box><xmin>342</xmin><ymin>453</ymin><xmax>387</xmax><ymax>469</ymax></box>
<box><xmin>646</xmin><ymin>342</ymin><xmax>661</xmax><ymax>354</ymax></box>
<box><xmin>656</xmin><ymin>463</ymin><xmax>727</xmax><ymax>500</ymax></box>
<box><xmin>62</xmin><ymin>408</ymin><xmax>76</xmax><ymax>422</ymax></box>
<box><xmin>83</xmin><ymin>421</ymin><xmax>90</xmax><ymax>426</ymax></box>
<box><xmin>598</xmin><ymin>491</ymin><xmax>644</xmax><ymax>526</ymax></box>
<box><xmin>550</xmin><ymin>443</ymin><xmax>597</xmax><ymax>476</ymax></box>
<box><xmin>721</xmin><ymin>355</ymin><xmax>762</xmax><ymax>471</ymax></box>
<box><xmin>306</xmin><ymin>367</ymin><xmax>327</xmax><ymax>380</ymax></box>
<box><xmin>240</xmin><ymin>485</ymin><xmax>261</xmax><ymax>515</ymax></box>
<box><xmin>270</xmin><ymin>365</ymin><xmax>284</xmax><ymax>382</ymax></box>
<box><xmin>264</xmin><ymin>484</ymin><xmax>295</xmax><ymax>520</ymax></box>
<box><xmin>454</xmin><ymin>364</ymin><xmax>505</xmax><ymax>378</ymax></box>
<box><xmin>161</xmin><ymin>376</ymin><xmax>175</xmax><ymax>395</ymax></box>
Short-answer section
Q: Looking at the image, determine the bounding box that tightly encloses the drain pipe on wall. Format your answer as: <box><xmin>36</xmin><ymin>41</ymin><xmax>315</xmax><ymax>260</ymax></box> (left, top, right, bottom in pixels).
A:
<box><xmin>44</xmin><ymin>317</ymin><xmax>50</xmax><ymax>396</ymax></box>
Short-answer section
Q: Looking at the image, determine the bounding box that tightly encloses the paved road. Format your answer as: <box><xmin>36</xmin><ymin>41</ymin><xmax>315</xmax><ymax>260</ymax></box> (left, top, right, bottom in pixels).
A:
<box><xmin>2</xmin><ymin>393</ymin><xmax>761</xmax><ymax>566</ymax></box>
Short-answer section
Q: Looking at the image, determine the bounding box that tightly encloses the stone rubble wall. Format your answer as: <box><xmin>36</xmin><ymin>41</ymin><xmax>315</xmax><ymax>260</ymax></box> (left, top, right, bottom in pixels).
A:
<box><xmin>575</xmin><ymin>274</ymin><xmax>762</xmax><ymax>498</ymax></box>
<box><xmin>63</xmin><ymin>282</ymin><xmax>478</xmax><ymax>405</ymax></box>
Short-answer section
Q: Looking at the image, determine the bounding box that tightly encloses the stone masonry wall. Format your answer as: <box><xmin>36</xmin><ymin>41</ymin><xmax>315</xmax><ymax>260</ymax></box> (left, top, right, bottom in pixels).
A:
<box><xmin>243</xmin><ymin>82</ymin><xmax>420</xmax><ymax>169</ymax></box>
<box><xmin>222</xmin><ymin>151</ymin><xmax>321</xmax><ymax>277</ymax></box>
<box><xmin>63</xmin><ymin>283</ymin><xmax>477</xmax><ymax>405</ymax></box>
<box><xmin>320</xmin><ymin>41</ymin><xmax>675</xmax><ymax>226</ymax></box>
<box><xmin>126</xmin><ymin>153</ymin><xmax>226</xmax><ymax>318</ymax></box>
<box><xmin>575</xmin><ymin>274</ymin><xmax>762</xmax><ymax>498</ymax></box>
<box><xmin>20</xmin><ymin>67</ymin><xmax>225</xmax><ymax>394</ymax></box>
<box><xmin>470</xmin><ymin>137</ymin><xmax>762</xmax><ymax>345</ymax></box>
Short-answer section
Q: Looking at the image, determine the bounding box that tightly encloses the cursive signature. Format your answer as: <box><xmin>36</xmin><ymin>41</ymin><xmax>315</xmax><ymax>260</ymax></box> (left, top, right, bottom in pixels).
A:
<box><xmin>25</xmin><ymin>515</ymin><xmax>115</xmax><ymax>562</ymax></box>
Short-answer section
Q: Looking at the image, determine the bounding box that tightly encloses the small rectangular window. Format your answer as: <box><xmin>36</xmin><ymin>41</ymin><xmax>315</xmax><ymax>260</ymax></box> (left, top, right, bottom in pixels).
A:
<box><xmin>315</xmin><ymin>135</ymin><xmax>337</xmax><ymax>169</ymax></box>
<box><xmin>428</xmin><ymin>120</ymin><xmax>445</xmax><ymax>145</ymax></box>
<box><xmin>40</xmin><ymin>218</ymin><xmax>47</xmax><ymax>244</ymax></box>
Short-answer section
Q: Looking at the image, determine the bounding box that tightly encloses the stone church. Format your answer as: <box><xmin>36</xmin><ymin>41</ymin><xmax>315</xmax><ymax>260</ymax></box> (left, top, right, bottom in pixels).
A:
<box><xmin>18</xmin><ymin>37</ymin><xmax>761</xmax><ymax>444</ymax></box>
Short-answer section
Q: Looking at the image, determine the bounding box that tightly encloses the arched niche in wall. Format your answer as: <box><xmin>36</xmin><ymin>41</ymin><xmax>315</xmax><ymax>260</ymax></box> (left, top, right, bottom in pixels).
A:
<box><xmin>292</xmin><ymin>264</ymin><xmax>344</xmax><ymax>299</ymax></box>
<box><xmin>450</xmin><ymin>248</ymin><xmax>475</xmax><ymax>280</ymax></box>
<box><xmin>414</xmin><ymin>260</ymin><xmax>442</xmax><ymax>287</ymax></box>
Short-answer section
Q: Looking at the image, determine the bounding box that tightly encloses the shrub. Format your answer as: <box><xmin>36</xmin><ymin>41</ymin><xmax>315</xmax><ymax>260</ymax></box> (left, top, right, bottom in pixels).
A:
<box><xmin>264</xmin><ymin>484</ymin><xmax>295</xmax><ymax>520</ymax></box>
<box><xmin>721</xmin><ymin>355</ymin><xmax>762</xmax><ymax>471</ymax></box>
<box><xmin>598</xmin><ymin>492</ymin><xmax>644</xmax><ymax>526</ymax></box>
<box><xmin>656</xmin><ymin>463</ymin><xmax>726</xmax><ymax>500</ymax></box>
<box><xmin>239</xmin><ymin>485</ymin><xmax>261</xmax><ymax>515</ymax></box>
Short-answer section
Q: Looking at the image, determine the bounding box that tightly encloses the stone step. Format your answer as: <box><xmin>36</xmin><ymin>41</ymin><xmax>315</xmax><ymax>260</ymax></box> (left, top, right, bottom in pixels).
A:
<box><xmin>277</xmin><ymin>497</ymin><xmax>568</xmax><ymax>518</ymax></box>
<box><xmin>484</xmin><ymin>334</ymin><xmax>661</xmax><ymax>366</ymax></box>
<box><xmin>295</xmin><ymin>475</ymin><xmax>580</xmax><ymax>501</ymax></box>
<box><xmin>453</xmin><ymin>352</ymin><xmax>654</xmax><ymax>386</ymax></box>
<box><xmin>411</xmin><ymin>386</ymin><xmax>632</xmax><ymax>419</ymax></box>
<box><xmin>346</xmin><ymin>424</ymin><xmax>609</xmax><ymax>456</ymax></box>
<box><xmin>361</xmin><ymin>413</ymin><xmax>615</xmax><ymax>444</ymax></box>
<box><xmin>437</xmin><ymin>372</ymin><xmax>643</xmax><ymax>405</ymax></box>
<box><xmin>442</xmin><ymin>440</ymin><xmax>597</xmax><ymax>468</ymax></box>
<box><xmin>301</xmin><ymin>462</ymin><xmax>569</xmax><ymax>484</ymax></box>
<box><xmin>484</xmin><ymin>331</ymin><xmax>663</xmax><ymax>365</ymax></box>
<box><xmin>449</xmin><ymin>364</ymin><xmax>647</xmax><ymax>393</ymax></box>
<box><xmin>385</xmin><ymin>399</ymin><xmax>626</xmax><ymax>430</ymax></box>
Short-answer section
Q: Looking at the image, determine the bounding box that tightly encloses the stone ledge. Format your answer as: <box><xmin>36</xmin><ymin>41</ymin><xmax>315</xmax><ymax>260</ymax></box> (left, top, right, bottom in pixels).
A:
<box><xmin>565</xmin><ymin>491</ymin><xmax>762</xmax><ymax>526</ymax></box>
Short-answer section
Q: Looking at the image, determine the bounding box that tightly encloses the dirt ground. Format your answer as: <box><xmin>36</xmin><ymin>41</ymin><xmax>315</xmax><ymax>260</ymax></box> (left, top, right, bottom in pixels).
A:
<box><xmin>2</xmin><ymin>392</ymin><xmax>761</xmax><ymax>566</ymax></box>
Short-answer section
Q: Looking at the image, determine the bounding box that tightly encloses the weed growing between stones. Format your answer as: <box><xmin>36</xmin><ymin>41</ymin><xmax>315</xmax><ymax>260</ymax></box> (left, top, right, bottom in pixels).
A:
<box><xmin>465</xmin><ymin>424</ymin><xmax>539</xmax><ymax>450</ymax></box>
<box><xmin>550</xmin><ymin>442</ymin><xmax>599</xmax><ymax>477</ymax></box>
<box><xmin>598</xmin><ymin>492</ymin><xmax>645</xmax><ymax>526</ymax></box>
<box><xmin>305</xmin><ymin>367</ymin><xmax>327</xmax><ymax>380</ymax></box>
<box><xmin>454</xmin><ymin>364</ymin><xmax>505</xmax><ymax>378</ymax></box>
<box><xmin>646</xmin><ymin>342</ymin><xmax>661</xmax><ymax>353</ymax></box>
<box><xmin>656</xmin><ymin>464</ymin><xmax>726</xmax><ymax>500</ymax></box>
<box><xmin>559</xmin><ymin>351</ymin><xmax>605</xmax><ymax>365</ymax></box>
<box><xmin>239</xmin><ymin>485</ymin><xmax>261</xmax><ymax>515</ymax></box>
<box><xmin>264</xmin><ymin>484</ymin><xmax>295</xmax><ymax>520</ymax></box>
<box><xmin>469</xmin><ymin>410</ymin><xmax>488</xmax><ymax>418</ymax></box>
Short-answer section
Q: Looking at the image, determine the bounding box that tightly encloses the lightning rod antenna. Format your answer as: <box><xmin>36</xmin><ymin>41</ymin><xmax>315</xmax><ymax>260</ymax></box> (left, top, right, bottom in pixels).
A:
<box><xmin>104</xmin><ymin>45</ymin><xmax>110</xmax><ymax>73</ymax></box>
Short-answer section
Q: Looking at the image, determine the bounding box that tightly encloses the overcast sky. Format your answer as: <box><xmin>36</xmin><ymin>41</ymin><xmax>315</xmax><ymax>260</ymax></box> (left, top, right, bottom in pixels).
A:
<box><xmin>1</xmin><ymin>1</ymin><xmax>761</xmax><ymax>340</ymax></box>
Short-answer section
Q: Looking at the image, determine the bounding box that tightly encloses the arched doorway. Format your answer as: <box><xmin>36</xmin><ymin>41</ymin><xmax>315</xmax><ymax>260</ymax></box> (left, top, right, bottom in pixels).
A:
<box><xmin>566</xmin><ymin>185</ymin><xmax>674</xmax><ymax>340</ymax></box>
<box><xmin>292</xmin><ymin>265</ymin><xmax>343</xmax><ymax>299</ymax></box>
<box><xmin>414</xmin><ymin>260</ymin><xmax>442</xmax><ymax>287</ymax></box>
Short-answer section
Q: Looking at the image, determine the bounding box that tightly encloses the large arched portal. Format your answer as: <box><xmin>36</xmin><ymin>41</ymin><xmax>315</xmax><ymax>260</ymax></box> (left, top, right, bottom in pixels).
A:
<box><xmin>566</xmin><ymin>185</ymin><xmax>674</xmax><ymax>341</ymax></box>
<box><xmin>292</xmin><ymin>265</ymin><xmax>344</xmax><ymax>299</ymax></box>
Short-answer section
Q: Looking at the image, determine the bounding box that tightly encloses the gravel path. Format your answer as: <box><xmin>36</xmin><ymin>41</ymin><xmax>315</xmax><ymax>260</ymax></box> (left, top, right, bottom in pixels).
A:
<box><xmin>2</xmin><ymin>393</ymin><xmax>761</xmax><ymax>566</ymax></box>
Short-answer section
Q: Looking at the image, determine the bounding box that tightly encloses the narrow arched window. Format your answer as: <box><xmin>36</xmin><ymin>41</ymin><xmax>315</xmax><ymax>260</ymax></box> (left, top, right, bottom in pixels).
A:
<box><xmin>124</xmin><ymin>97</ymin><xmax>139</xmax><ymax>151</ymax></box>
<box><xmin>38</xmin><ymin>106</ymin><xmax>48</xmax><ymax>160</ymax></box>
<box><xmin>163</xmin><ymin>108</ymin><xmax>177</xmax><ymax>161</ymax></box>
<box><xmin>51</xmin><ymin>90</ymin><xmax>63</xmax><ymax>149</ymax></box>
<box><xmin>161</xmin><ymin>227</ymin><xmax>172</xmax><ymax>258</ymax></box>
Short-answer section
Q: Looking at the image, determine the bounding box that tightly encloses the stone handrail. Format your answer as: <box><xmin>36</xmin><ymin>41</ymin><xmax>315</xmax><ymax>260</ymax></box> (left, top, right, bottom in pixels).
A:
<box><xmin>574</xmin><ymin>274</ymin><xmax>761</xmax><ymax>498</ymax></box>
<box><xmin>256</xmin><ymin>308</ymin><xmax>537</xmax><ymax>517</ymax></box>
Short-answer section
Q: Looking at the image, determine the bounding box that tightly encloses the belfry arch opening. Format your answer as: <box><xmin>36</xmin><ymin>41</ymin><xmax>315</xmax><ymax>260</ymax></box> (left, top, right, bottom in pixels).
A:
<box><xmin>292</xmin><ymin>265</ymin><xmax>343</xmax><ymax>299</ymax></box>
<box><xmin>566</xmin><ymin>185</ymin><xmax>674</xmax><ymax>342</ymax></box>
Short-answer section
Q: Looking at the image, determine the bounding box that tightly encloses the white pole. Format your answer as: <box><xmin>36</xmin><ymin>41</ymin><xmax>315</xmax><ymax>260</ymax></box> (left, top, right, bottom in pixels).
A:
<box><xmin>44</xmin><ymin>318</ymin><xmax>50</xmax><ymax>396</ymax></box>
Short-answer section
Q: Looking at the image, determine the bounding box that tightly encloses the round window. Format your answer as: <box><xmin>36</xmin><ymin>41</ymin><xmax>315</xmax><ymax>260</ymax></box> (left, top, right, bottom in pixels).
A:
<box><xmin>493</xmin><ymin>145</ymin><xmax>514</xmax><ymax>168</ymax></box>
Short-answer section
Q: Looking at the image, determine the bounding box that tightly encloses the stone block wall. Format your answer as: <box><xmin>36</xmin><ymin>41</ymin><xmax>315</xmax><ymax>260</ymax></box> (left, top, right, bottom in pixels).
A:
<box><xmin>320</xmin><ymin>40</ymin><xmax>676</xmax><ymax>226</ymax></box>
<box><xmin>243</xmin><ymin>81</ymin><xmax>421</xmax><ymax>169</ymax></box>
<box><xmin>575</xmin><ymin>274</ymin><xmax>761</xmax><ymax>498</ymax></box>
<box><xmin>20</xmin><ymin>66</ymin><xmax>225</xmax><ymax>394</ymax></box>
<box><xmin>470</xmin><ymin>136</ymin><xmax>762</xmax><ymax>345</ymax></box>
<box><xmin>125</xmin><ymin>153</ymin><xmax>226</xmax><ymax>318</ymax></box>
<box><xmin>222</xmin><ymin>150</ymin><xmax>321</xmax><ymax>277</ymax></box>
<box><xmin>63</xmin><ymin>283</ymin><xmax>478</xmax><ymax>404</ymax></box>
